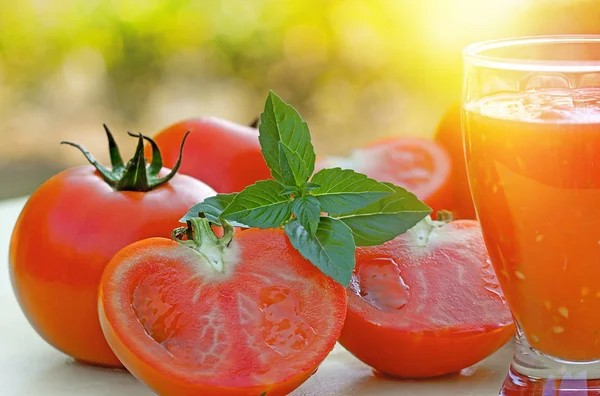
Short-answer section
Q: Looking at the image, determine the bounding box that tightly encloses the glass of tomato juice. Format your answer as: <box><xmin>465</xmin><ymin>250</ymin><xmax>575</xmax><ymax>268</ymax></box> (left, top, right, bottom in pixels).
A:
<box><xmin>463</xmin><ymin>36</ymin><xmax>600</xmax><ymax>394</ymax></box>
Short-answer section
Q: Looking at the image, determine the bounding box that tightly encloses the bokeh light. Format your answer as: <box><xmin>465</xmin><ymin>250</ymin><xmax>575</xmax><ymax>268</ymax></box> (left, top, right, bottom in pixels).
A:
<box><xmin>0</xmin><ymin>0</ymin><xmax>598</xmax><ymax>198</ymax></box>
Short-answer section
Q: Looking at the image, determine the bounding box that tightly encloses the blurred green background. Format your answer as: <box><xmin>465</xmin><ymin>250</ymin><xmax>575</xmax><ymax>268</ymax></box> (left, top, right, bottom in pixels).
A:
<box><xmin>0</xmin><ymin>0</ymin><xmax>598</xmax><ymax>199</ymax></box>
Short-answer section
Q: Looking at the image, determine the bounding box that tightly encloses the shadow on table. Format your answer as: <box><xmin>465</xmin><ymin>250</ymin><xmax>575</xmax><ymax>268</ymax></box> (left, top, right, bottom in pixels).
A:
<box><xmin>348</xmin><ymin>366</ymin><xmax>503</xmax><ymax>395</ymax></box>
<box><xmin>15</xmin><ymin>352</ymin><xmax>507</xmax><ymax>396</ymax></box>
<box><xmin>293</xmin><ymin>345</ymin><xmax>510</xmax><ymax>396</ymax></box>
<box><xmin>17</xmin><ymin>357</ymin><xmax>151</xmax><ymax>396</ymax></box>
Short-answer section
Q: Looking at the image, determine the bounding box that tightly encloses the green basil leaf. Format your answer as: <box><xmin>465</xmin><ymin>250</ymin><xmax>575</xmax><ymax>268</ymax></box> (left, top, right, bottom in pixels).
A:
<box><xmin>284</xmin><ymin>217</ymin><xmax>355</xmax><ymax>286</ymax></box>
<box><xmin>333</xmin><ymin>183</ymin><xmax>431</xmax><ymax>246</ymax></box>
<box><xmin>292</xmin><ymin>195</ymin><xmax>321</xmax><ymax>237</ymax></box>
<box><xmin>278</xmin><ymin>141</ymin><xmax>309</xmax><ymax>187</ymax></box>
<box><xmin>220</xmin><ymin>180</ymin><xmax>292</xmax><ymax>228</ymax></box>
<box><xmin>301</xmin><ymin>181</ymin><xmax>321</xmax><ymax>192</ymax></box>
<box><xmin>310</xmin><ymin>168</ymin><xmax>395</xmax><ymax>214</ymax></box>
<box><xmin>279</xmin><ymin>185</ymin><xmax>300</xmax><ymax>196</ymax></box>
<box><xmin>180</xmin><ymin>193</ymin><xmax>248</xmax><ymax>227</ymax></box>
<box><xmin>259</xmin><ymin>91</ymin><xmax>316</xmax><ymax>187</ymax></box>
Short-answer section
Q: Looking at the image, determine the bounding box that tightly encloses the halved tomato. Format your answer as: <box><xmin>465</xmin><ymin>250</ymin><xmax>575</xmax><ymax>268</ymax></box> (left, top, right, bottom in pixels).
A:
<box><xmin>316</xmin><ymin>137</ymin><xmax>452</xmax><ymax>214</ymax></box>
<box><xmin>99</xmin><ymin>224</ymin><xmax>346</xmax><ymax>396</ymax></box>
<box><xmin>338</xmin><ymin>217</ymin><xmax>514</xmax><ymax>378</ymax></box>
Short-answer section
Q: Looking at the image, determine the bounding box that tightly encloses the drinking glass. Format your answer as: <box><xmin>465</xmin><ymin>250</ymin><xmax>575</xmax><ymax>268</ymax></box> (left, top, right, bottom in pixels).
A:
<box><xmin>463</xmin><ymin>35</ymin><xmax>600</xmax><ymax>395</ymax></box>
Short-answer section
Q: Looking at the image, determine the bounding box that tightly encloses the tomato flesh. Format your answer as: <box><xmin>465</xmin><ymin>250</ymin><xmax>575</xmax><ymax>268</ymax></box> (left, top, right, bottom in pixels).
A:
<box><xmin>317</xmin><ymin>137</ymin><xmax>452</xmax><ymax>213</ymax></box>
<box><xmin>99</xmin><ymin>229</ymin><xmax>346</xmax><ymax>395</ymax></box>
<box><xmin>339</xmin><ymin>219</ymin><xmax>514</xmax><ymax>378</ymax></box>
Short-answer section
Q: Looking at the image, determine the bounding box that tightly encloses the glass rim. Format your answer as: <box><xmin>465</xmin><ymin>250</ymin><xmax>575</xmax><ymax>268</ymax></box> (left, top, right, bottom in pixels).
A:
<box><xmin>463</xmin><ymin>35</ymin><xmax>600</xmax><ymax>72</ymax></box>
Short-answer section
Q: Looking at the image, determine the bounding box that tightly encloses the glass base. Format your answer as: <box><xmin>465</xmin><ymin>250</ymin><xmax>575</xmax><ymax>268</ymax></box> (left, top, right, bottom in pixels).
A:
<box><xmin>501</xmin><ymin>366</ymin><xmax>600</xmax><ymax>395</ymax></box>
<box><xmin>500</xmin><ymin>329</ymin><xmax>600</xmax><ymax>395</ymax></box>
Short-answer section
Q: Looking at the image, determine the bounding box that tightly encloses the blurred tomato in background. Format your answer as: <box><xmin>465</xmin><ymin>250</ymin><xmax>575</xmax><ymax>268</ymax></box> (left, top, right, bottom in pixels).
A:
<box><xmin>434</xmin><ymin>102</ymin><xmax>477</xmax><ymax>219</ymax></box>
<box><xmin>0</xmin><ymin>0</ymin><xmax>598</xmax><ymax>199</ymax></box>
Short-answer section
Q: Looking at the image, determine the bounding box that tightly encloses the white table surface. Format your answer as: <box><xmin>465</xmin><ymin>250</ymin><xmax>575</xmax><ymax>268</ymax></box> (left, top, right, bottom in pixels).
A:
<box><xmin>0</xmin><ymin>197</ymin><xmax>512</xmax><ymax>396</ymax></box>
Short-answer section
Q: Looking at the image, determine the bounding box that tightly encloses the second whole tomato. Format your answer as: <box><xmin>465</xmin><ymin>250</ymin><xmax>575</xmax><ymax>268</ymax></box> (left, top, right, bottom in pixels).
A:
<box><xmin>9</xmin><ymin>128</ymin><xmax>216</xmax><ymax>367</ymax></box>
<box><xmin>435</xmin><ymin>102</ymin><xmax>477</xmax><ymax>219</ymax></box>
<box><xmin>148</xmin><ymin>118</ymin><xmax>272</xmax><ymax>193</ymax></box>
<box><xmin>339</xmin><ymin>215</ymin><xmax>514</xmax><ymax>378</ymax></box>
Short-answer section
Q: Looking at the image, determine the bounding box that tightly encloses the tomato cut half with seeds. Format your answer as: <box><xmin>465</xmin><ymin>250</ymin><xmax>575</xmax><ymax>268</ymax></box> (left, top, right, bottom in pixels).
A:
<box><xmin>99</xmin><ymin>224</ymin><xmax>346</xmax><ymax>396</ymax></box>
<box><xmin>338</xmin><ymin>218</ymin><xmax>514</xmax><ymax>378</ymax></box>
<box><xmin>316</xmin><ymin>137</ymin><xmax>452</xmax><ymax>213</ymax></box>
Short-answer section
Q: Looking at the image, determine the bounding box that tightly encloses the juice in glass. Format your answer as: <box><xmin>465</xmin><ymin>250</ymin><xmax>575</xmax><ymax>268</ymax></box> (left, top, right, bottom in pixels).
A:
<box><xmin>464</xmin><ymin>35</ymin><xmax>600</xmax><ymax>394</ymax></box>
<box><xmin>465</xmin><ymin>87</ymin><xmax>600</xmax><ymax>362</ymax></box>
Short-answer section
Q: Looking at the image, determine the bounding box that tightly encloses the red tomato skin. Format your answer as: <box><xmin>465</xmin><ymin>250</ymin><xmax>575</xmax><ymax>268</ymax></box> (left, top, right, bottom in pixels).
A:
<box><xmin>9</xmin><ymin>166</ymin><xmax>215</xmax><ymax>367</ymax></box>
<box><xmin>339</xmin><ymin>220</ymin><xmax>514</xmax><ymax>378</ymax></box>
<box><xmin>435</xmin><ymin>102</ymin><xmax>477</xmax><ymax>219</ymax></box>
<box><xmin>149</xmin><ymin>118</ymin><xmax>272</xmax><ymax>193</ymax></box>
<box><xmin>99</xmin><ymin>231</ymin><xmax>347</xmax><ymax>396</ymax></box>
<box><xmin>340</xmin><ymin>313</ymin><xmax>513</xmax><ymax>378</ymax></box>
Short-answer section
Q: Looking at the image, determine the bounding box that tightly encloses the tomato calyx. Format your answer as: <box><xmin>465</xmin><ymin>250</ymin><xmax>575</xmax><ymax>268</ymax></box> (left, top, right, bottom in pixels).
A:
<box><xmin>172</xmin><ymin>215</ymin><xmax>236</xmax><ymax>274</ymax></box>
<box><xmin>61</xmin><ymin>125</ymin><xmax>190</xmax><ymax>192</ymax></box>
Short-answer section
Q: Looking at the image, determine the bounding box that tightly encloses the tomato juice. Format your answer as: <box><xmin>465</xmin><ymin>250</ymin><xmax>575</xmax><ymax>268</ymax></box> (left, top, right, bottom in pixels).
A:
<box><xmin>464</xmin><ymin>87</ymin><xmax>600</xmax><ymax>361</ymax></box>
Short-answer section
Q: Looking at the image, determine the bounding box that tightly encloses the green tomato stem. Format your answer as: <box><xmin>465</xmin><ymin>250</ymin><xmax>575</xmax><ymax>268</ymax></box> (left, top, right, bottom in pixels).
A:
<box><xmin>172</xmin><ymin>215</ymin><xmax>235</xmax><ymax>274</ymax></box>
<box><xmin>436</xmin><ymin>210</ymin><xmax>454</xmax><ymax>222</ymax></box>
<box><xmin>61</xmin><ymin>125</ymin><xmax>190</xmax><ymax>192</ymax></box>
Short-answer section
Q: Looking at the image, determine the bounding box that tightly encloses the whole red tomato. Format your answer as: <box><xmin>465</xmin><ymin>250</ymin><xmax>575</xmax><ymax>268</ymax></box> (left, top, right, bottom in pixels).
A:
<box><xmin>148</xmin><ymin>118</ymin><xmax>272</xmax><ymax>193</ymax></box>
<box><xmin>9</xmin><ymin>128</ymin><xmax>215</xmax><ymax>367</ymax></box>
<box><xmin>339</xmin><ymin>216</ymin><xmax>514</xmax><ymax>378</ymax></box>
<box><xmin>435</xmin><ymin>102</ymin><xmax>476</xmax><ymax>219</ymax></box>
<box><xmin>99</xmin><ymin>221</ymin><xmax>347</xmax><ymax>395</ymax></box>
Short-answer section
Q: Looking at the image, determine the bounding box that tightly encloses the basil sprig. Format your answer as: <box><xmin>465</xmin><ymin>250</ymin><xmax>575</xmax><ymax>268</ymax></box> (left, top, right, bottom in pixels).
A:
<box><xmin>182</xmin><ymin>91</ymin><xmax>431</xmax><ymax>286</ymax></box>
